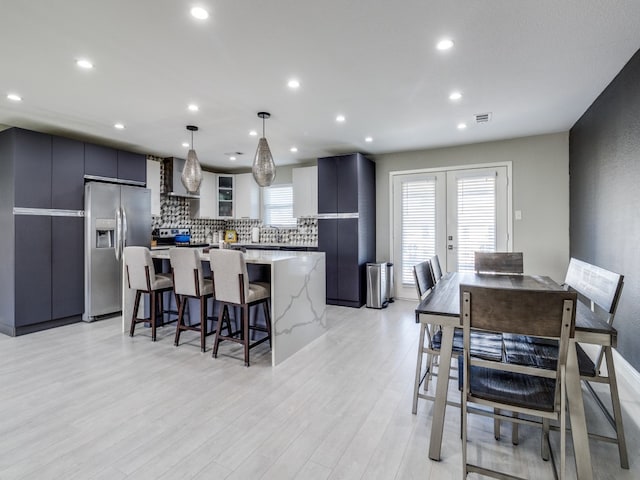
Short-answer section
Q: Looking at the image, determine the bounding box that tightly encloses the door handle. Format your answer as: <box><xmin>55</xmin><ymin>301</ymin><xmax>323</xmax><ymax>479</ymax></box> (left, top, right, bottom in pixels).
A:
<box><xmin>115</xmin><ymin>207</ymin><xmax>122</xmax><ymax>261</ymax></box>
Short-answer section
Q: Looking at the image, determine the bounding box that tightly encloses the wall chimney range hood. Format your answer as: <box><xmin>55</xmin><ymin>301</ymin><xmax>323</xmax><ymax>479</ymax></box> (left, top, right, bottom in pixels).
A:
<box><xmin>163</xmin><ymin>157</ymin><xmax>200</xmax><ymax>198</ymax></box>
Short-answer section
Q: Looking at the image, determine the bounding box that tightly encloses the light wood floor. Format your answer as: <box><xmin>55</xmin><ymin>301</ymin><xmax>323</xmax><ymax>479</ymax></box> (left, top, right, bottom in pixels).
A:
<box><xmin>0</xmin><ymin>300</ymin><xmax>638</xmax><ymax>479</ymax></box>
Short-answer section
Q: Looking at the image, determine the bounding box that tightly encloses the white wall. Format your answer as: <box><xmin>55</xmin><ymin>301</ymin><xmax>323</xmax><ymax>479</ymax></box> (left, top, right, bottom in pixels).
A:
<box><xmin>373</xmin><ymin>132</ymin><xmax>570</xmax><ymax>282</ymax></box>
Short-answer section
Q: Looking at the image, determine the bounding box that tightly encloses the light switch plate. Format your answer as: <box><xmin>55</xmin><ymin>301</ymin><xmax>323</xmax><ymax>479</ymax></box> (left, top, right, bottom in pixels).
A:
<box><xmin>515</xmin><ymin>210</ymin><xmax>522</xmax><ymax>220</ymax></box>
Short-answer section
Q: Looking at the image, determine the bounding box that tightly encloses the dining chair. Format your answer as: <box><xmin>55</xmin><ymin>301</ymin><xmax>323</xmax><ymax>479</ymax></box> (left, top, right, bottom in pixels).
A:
<box><xmin>460</xmin><ymin>285</ymin><xmax>577</xmax><ymax>480</ymax></box>
<box><xmin>474</xmin><ymin>251</ymin><xmax>524</xmax><ymax>274</ymax></box>
<box><xmin>124</xmin><ymin>246</ymin><xmax>174</xmax><ymax>342</ymax></box>
<box><xmin>210</xmin><ymin>249</ymin><xmax>272</xmax><ymax>366</ymax></box>
<box><xmin>412</xmin><ymin>259</ymin><xmax>503</xmax><ymax>414</ymax></box>
<box><xmin>169</xmin><ymin>248</ymin><xmax>215</xmax><ymax>352</ymax></box>
<box><xmin>430</xmin><ymin>254</ymin><xmax>443</xmax><ymax>284</ymax></box>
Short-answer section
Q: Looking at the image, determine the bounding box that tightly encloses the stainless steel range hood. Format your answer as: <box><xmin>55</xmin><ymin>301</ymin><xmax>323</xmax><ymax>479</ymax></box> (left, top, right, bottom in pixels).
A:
<box><xmin>163</xmin><ymin>157</ymin><xmax>200</xmax><ymax>198</ymax></box>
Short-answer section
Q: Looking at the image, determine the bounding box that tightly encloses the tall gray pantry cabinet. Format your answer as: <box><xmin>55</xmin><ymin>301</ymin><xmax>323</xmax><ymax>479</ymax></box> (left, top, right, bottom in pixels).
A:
<box><xmin>0</xmin><ymin>127</ymin><xmax>146</xmax><ymax>336</ymax></box>
<box><xmin>317</xmin><ymin>153</ymin><xmax>375</xmax><ymax>307</ymax></box>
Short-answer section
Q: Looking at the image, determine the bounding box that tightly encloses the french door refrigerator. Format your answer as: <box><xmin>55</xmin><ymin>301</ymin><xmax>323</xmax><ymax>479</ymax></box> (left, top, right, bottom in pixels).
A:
<box><xmin>317</xmin><ymin>153</ymin><xmax>375</xmax><ymax>307</ymax></box>
<box><xmin>84</xmin><ymin>181</ymin><xmax>151</xmax><ymax>321</ymax></box>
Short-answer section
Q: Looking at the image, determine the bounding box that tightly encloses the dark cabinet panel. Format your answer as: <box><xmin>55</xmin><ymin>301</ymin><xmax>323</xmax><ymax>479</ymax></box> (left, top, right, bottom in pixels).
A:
<box><xmin>52</xmin><ymin>137</ymin><xmax>84</xmax><ymax>210</ymax></box>
<box><xmin>52</xmin><ymin>217</ymin><xmax>84</xmax><ymax>320</ymax></box>
<box><xmin>85</xmin><ymin>143</ymin><xmax>117</xmax><ymax>179</ymax></box>
<box><xmin>14</xmin><ymin>129</ymin><xmax>52</xmax><ymax>209</ymax></box>
<box><xmin>336</xmin><ymin>154</ymin><xmax>359</xmax><ymax>213</ymax></box>
<box><xmin>318</xmin><ymin>219</ymin><xmax>338</xmax><ymax>301</ymax></box>
<box><xmin>117</xmin><ymin>150</ymin><xmax>146</xmax><ymax>183</ymax></box>
<box><xmin>336</xmin><ymin>218</ymin><xmax>360</xmax><ymax>303</ymax></box>
<box><xmin>317</xmin><ymin>156</ymin><xmax>337</xmax><ymax>214</ymax></box>
<box><xmin>15</xmin><ymin>216</ymin><xmax>52</xmax><ymax>327</ymax></box>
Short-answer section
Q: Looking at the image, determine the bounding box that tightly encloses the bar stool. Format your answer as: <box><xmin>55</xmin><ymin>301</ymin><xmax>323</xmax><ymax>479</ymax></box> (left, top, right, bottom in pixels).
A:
<box><xmin>210</xmin><ymin>249</ymin><xmax>272</xmax><ymax>366</ymax></box>
<box><xmin>169</xmin><ymin>248</ymin><xmax>215</xmax><ymax>352</ymax></box>
<box><xmin>124</xmin><ymin>246</ymin><xmax>174</xmax><ymax>342</ymax></box>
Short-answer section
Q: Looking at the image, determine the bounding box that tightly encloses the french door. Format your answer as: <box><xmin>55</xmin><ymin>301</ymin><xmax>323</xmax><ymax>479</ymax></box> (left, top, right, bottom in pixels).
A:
<box><xmin>391</xmin><ymin>165</ymin><xmax>511</xmax><ymax>299</ymax></box>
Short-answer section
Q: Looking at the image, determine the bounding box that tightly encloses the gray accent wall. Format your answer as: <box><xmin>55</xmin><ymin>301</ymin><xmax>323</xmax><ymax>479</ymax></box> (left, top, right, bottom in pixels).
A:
<box><xmin>374</xmin><ymin>133</ymin><xmax>571</xmax><ymax>283</ymax></box>
<box><xmin>569</xmin><ymin>48</ymin><xmax>640</xmax><ymax>371</ymax></box>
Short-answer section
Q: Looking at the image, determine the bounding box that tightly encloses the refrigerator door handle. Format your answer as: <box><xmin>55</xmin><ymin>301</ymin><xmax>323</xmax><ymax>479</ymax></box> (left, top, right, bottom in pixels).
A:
<box><xmin>121</xmin><ymin>207</ymin><xmax>128</xmax><ymax>250</ymax></box>
<box><xmin>115</xmin><ymin>207</ymin><xmax>122</xmax><ymax>261</ymax></box>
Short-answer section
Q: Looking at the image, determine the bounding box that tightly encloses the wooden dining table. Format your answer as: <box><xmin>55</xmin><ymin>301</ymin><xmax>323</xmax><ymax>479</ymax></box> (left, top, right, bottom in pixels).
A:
<box><xmin>415</xmin><ymin>272</ymin><xmax>615</xmax><ymax>480</ymax></box>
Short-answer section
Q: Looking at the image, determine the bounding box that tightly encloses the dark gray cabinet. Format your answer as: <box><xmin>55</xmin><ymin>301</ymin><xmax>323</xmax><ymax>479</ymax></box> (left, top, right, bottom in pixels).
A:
<box><xmin>85</xmin><ymin>143</ymin><xmax>118</xmax><ymax>179</ymax></box>
<box><xmin>52</xmin><ymin>217</ymin><xmax>84</xmax><ymax>320</ymax></box>
<box><xmin>117</xmin><ymin>150</ymin><xmax>146</xmax><ymax>184</ymax></box>
<box><xmin>14</xmin><ymin>129</ymin><xmax>52</xmax><ymax>209</ymax></box>
<box><xmin>317</xmin><ymin>153</ymin><xmax>375</xmax><ymax>307</ymax></box>
<box><xmin>14</xmin><ymin>215</ymin><xmax>52</xmax><ymax>327</ymax></box>
<box><xmin>52</xmin><ymin>136</ymin><xmax>85</xmax><ymax>210</ymax></box>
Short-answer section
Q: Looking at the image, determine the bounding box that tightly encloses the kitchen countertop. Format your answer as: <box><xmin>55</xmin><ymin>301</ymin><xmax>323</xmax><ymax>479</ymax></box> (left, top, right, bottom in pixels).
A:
<box><xmin>151</xmin><ymin>243</ymin><xmax>318</xmax><ymax>251</ymax></box>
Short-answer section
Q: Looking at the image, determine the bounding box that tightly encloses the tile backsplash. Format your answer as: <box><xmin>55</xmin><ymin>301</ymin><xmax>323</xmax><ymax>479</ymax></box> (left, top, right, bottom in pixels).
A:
<box><xmin>149</xmin><ymin>157</ymin><xmax>317</xmax><ymax>245</ymax></box>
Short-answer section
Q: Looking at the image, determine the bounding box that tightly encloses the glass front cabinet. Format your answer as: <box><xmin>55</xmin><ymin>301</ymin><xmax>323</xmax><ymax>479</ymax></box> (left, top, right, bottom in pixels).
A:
<box><xmin>217</xmin><ymin>174</ymin><xmax>234</xmax><ymax>218</ymax></box>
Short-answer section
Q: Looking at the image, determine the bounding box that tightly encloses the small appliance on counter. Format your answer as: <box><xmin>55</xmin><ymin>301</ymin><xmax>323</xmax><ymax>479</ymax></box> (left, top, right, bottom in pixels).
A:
<box><xmin>153</xmin><ymin>228</ymin><xmax>208</xmax><ymax>247</ymax></box>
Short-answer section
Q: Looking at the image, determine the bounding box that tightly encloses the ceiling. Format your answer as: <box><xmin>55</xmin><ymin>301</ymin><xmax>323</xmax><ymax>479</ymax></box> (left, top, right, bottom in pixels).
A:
<box><xmin>2</xmin><ymin>1</ymin><xmax>640</xmax><ymax>171</ymax></box>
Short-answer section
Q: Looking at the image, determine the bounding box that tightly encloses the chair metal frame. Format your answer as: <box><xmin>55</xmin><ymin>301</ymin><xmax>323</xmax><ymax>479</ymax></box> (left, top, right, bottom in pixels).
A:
<box><xmin>461</xmin><ymin>285</ymin><xmax>576</xmax><ymax>480</ymax></box>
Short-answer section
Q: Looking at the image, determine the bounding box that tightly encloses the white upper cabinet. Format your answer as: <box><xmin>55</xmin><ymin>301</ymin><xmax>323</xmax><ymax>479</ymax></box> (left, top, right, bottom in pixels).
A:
<box><xmin>146</xmin><ymin>159</ymin><xmax>161</xmax><ymax>216</ymax></box>
<box><xmin>293</xmin><ymin>166</ymin><xmax>318</xmax><ymax>218</ymax></box>
<box><xmin>234</xmin><ymin>173</ymin><xmax>260</xmax><ymax>219</ymax></box>
<box><xmin>216</xmin><ymin>174</ymin><xmax>235</xmax><ymax>218</ymax></box>
<box><xmin>190</xmin><ymin>171</ymin><xmax>217</xmax><ymax>219</ymax></box>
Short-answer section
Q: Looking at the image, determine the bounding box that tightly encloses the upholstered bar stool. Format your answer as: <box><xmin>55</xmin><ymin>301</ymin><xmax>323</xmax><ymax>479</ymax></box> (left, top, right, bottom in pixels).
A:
<box><xmin>169</xmin><ymin>248</ymin><xmax>215</xmax><ymax>352</ymax></box>
<box><xmin>210</xmin><ymin>249</ymin><xmax>272</xmax><ymax>366</ymax></box>
<box><xmin>124</xmin><ymin>246</ymin><xmax>174</xmax><ymax>342</ymax></box>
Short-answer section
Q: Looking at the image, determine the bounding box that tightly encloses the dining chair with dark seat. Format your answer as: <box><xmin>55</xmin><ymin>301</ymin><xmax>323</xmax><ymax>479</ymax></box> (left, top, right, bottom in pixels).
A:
<box><xmin>429</xmin><ymin>254</ymin><xmax>443</xmax><ymax>284</ymax></box>
<box><xmin>124</xmin><ymin>246</ymin><xmax>175</xmax><ymax>342</ymax></box>
<box><xmin>412</xmin><ymin>259</ymin><xmax>503</xmax><ymax>414</ymax></box>
<box><xmin>460</xmin><ymin>285</ymin><xmax>577</xmax><ymax>480</ymax></box>
<box><xmin>210</xmin><ymin>249</ymin><xmax>272</xmax><ymax>366</ymax></box>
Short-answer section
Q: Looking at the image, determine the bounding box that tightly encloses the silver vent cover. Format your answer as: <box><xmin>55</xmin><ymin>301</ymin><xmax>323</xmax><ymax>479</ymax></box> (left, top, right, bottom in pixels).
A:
<box><xmin>475</xmin><ymin>112</ymin><xmax>492</xmax><ymax>123</ymax></box>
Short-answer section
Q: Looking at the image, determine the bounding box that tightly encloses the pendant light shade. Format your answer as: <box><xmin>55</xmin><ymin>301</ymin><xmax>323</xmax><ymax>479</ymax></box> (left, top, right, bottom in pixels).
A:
<box><xmin>252</xmin><ymin>112</ymin><xmax>276</xmax><ymax>187</ymax></box>
<box><xmin>181</xmin><ymin>125</ymin><xmax>203</xmax><ymax>194</ymax></box>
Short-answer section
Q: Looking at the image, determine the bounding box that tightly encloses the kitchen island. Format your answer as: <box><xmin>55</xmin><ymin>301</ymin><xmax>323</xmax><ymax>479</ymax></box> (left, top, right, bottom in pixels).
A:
<box><xmin>122</xmin><ymin>248</ymin><xmax>327</xmax><ymax>366</ymax></box>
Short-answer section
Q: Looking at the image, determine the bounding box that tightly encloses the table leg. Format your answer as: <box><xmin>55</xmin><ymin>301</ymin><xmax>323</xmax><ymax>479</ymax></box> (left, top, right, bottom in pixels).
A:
<box><xmin>428</xmin><ymin>324</ymin><xmax>455</xmax><ymax>461</ymax></box>
<box><xmin>566</xmin><ymin>340</ymin><xmax>593</xmax><ymax>480</ymax></box>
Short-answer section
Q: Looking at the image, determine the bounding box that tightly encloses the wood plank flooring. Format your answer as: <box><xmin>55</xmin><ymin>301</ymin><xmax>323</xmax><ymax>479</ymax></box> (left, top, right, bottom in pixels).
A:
<box><xmin>0</xmin><ymin>300</ymin><xmax>638</xmax><ymax>479</ymax></box>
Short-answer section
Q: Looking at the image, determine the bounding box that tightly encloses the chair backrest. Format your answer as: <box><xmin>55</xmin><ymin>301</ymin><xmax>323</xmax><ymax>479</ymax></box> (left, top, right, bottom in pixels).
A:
<box><xmin>413</xmin><ymin>260</ymin><xmax>435</xmax><ymax>300</ymax></box>
<box><xmin>430</xmin><ymin>255</ymin><xmax>443</xmax><ymax>283</ymax></box>
<box><xmin>124</xmin><ymin>246</ymin><xmax>156</xmax><ymax>291</ymax></box>
<box><xmin>474</xmin><ymin>251</ymin><xmax>524</xmax><ymax>274</ymax></box>
<box><xmin>461</xmin><ymin>284</ymin><xmax>577</xmax><ymax>408</ymax></box>
<box><xmin>209</xmin><ymin>249</ymin><xmax>249</xmax><ymax>304</ymax></box>
<box><xmin>564</xmin><ymin>257</ymin><xmax>624</xmax><ymax>317</ymax></box>
<box><xmin>170</xmin><ymin>248</ymin><xmax>206</xmax><ymax>297</ymax></box>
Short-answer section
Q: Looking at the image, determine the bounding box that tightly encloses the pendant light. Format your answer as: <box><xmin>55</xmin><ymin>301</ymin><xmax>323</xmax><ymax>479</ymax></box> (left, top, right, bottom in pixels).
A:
<box><xmin>182</xmin><ymin>125</ymin><xmax>203</xmax><ymax>194</ymax></box>
<box><xmin>252</xmin><ymin>112</ymin><xmax>276</xmax><ymax>187</ymax></box>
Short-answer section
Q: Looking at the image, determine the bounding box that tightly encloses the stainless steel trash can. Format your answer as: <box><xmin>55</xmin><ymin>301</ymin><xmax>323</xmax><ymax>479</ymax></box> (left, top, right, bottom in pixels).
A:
<box><xmin>386</xmin><ymin>262</ymin><xmax>394</xmax><ymax>303</ymax></box>
<box><xmin>366</xmin><ymin>263</ymin><xmax>388</xmax><ymax>309</ymax></box>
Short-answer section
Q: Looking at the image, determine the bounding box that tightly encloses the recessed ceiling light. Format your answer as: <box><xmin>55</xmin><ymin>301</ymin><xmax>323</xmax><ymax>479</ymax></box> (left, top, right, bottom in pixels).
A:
<box><xmin>249</xmin><ymin>130</ymin><xmax>257</xmax><ymax>136</ymax></box>
<box><xmin>114</xmin><ymin>123</ymin><xmax>125</xmax><ymax>130</ymax></box>
<box><xmin>190</xmin><ymin>7</ymin><xmax>209</xmax><ymax>20</ymax></box>
<box><xmin>76</xmin><ymin>59</ymin><xmax>94</xmax><ymax>69</ymax></box>
<box><xmin>287</xmin><ymin>79</ymin><xmax>300</xmax><ymax>89</ymax></box>
<box><xmin>449</xmin><ymin>91</ymin><xmax>462</xmax><ymax>101</ymax></box>
<box><xmin>290</xmin><ymin>147</ymin><xmax>298</xmax><ymax>153</ymax></box>
<box><xmin>7</xmin><ymin>93</ymin><xmax>22</xmax><ymax>102</ymax></box>
<box><xmin>436</xmin><ymin>39</ymin><xmax>454</xmax><ymax>51</ymax></box>
<box><xmin>182</xmin><ymin>142</ymin><xmax>190</xmax><ymax>147</ymax></box>
<box><xmin>188</xmin><ymin>104</ymin><xmax>199</xmax><ymax>112</ymax></box>
<box><xmin>336</xmin><ymin>114</ymin><xmax>346</xmax><ymax>123</ymax></box>
<box><xmin>457</xmin><ymin>123</ymin><xmax>467</xmax><ymax>130</ymax></box>
<box><xmin>365</xmin><ymin>136</ymin><xmax>373</xmax><ymax>143</ymax></box>
<box><xmin>229</xmin><ymin>156</ymin><xmax>236</xmax><ymax>161</ymax></box>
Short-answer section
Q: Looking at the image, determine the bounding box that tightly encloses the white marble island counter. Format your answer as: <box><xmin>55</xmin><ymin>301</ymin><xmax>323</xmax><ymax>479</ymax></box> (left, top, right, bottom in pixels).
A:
<box><xmin>123</xmin><ymin>248</ymin><xmax>327</xmax><ymax>366</ymax></box>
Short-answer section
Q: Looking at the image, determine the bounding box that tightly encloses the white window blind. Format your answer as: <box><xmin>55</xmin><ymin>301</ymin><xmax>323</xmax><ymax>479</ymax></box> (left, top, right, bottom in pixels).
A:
<box><xmin>457</xmin><ymin>173</ymin><xmax>496</xmax><ymax>272</ymax></box>
<box><xmin>263</xmin><ymin>184</ymin><xmax>296</xmax><ymax>227</ymax></box>
<box><xmin>401</xmin><ymin>178</ymin><xmax>436</xmax><ymax>285</ymax></box>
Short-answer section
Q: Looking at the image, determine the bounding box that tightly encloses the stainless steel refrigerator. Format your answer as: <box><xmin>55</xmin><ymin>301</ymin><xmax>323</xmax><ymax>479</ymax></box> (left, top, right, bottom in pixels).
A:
<box><xmin>84</xmin><ymin>181</ymin><xmax>151</xmax><ymax>321</ymax></box>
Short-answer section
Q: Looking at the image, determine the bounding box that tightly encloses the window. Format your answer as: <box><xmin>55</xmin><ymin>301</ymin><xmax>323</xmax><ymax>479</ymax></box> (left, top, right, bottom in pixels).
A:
<box><xmin>400</xmin><ymin>177</ymin><xmax>437</xmax><ymax>285</ymax></box>
<box><xmin>262</xmin><ymin>184</ymin><xmax>296</xmax><ymax>227</ymax></box>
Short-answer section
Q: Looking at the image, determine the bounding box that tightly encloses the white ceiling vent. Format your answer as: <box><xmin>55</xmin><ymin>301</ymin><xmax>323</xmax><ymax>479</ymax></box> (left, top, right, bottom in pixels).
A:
<box><xmin>475</xmin><ymin>112</ymin><xmax>492</xmax><ymax>123</ymax></box>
